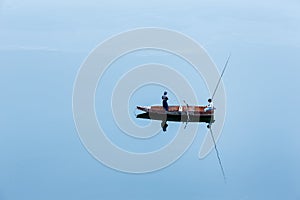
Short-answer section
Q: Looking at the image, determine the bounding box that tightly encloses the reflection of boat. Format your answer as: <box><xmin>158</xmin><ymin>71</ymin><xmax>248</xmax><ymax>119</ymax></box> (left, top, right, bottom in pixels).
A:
<box><xmin>136</xmin><ymin>105</ymin><xmax>214</xmax><ymax>123</ymax></box>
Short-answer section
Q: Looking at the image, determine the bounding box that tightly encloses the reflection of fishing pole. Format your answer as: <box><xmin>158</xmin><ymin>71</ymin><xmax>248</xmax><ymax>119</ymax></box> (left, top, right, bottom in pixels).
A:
<box><xmin>212</xmin><ymin>54</ymin><xmax>231</xmax><ymax>100</ymax></box>
<box><xmin>209</xmin><ymin>125</ymin><xmax>226</xmax><ymax>182</ymax></box>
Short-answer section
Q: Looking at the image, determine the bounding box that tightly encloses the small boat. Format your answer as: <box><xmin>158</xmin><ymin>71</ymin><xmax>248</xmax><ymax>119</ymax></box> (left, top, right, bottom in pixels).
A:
<box><xmin>136</xmin><ymin>105</ymin><xmax>214</xmax><ymax>123</ymax></box>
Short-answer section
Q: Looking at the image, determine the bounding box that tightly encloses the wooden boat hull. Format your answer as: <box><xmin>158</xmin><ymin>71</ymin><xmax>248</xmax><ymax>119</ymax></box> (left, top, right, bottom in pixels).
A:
<box><xmin>136</xmin><ymin>105</ymin><xmax>214</xmax><ymax>123</ymax></box>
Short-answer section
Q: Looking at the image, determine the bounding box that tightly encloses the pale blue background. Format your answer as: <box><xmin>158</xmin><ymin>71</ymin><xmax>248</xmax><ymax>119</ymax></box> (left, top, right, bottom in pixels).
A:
<box><xmin>1</xmin><ymin>0</ymin><xmax>300</xmax><ymax>199</ymax></box>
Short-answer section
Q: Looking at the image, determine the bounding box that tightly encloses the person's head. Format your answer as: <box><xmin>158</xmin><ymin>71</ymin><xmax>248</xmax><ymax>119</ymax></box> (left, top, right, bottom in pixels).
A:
<box><xmin>164</xmin><ymin>91</ymin><xmax>167</xmax><ymax>95</ymax></box>
<box><xmin>208</xmin><ymin>98</ymin><xmax>212</xmax><ymax>103</ymax></box>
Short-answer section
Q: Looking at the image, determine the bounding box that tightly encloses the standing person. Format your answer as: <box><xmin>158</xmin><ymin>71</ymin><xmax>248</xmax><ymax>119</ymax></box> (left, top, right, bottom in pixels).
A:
<box><xmin>204</xmin><ymin>98</ymin><xmax>214</xmax><ymax>112</ymax></box>
<box><xmin>162</xmin><ymin>91</ymin><xmax>169</xmax><ymax>111</ymax></box>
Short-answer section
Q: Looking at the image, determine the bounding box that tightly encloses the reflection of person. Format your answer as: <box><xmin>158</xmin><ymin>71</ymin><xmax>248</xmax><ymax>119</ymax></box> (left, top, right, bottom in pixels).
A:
<box><xmin>161</xmin><ymin>120</ymin><xmax>168</xmax><ymax>132</ymax></box>
<box><xmin>162</xmin><ymin>91</ymin><xmax>169</xmax><ymax>111</ymax></box>
<box><xmin>204</xmin><ymin>98</ymin><xmax>214</xmax><ymax>112</ymax></box>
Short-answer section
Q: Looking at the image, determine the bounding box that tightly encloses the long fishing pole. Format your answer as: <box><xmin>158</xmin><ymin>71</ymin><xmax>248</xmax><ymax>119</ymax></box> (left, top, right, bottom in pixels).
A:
<box><xmin>208</xmin><ymin>54</ymin><xmax>230</xmax><ymax>183</ymax></box>
<box><xmin>211</xmin><ymin>54</ymin><xmax>231</xmax><ymax>100</ymax></box>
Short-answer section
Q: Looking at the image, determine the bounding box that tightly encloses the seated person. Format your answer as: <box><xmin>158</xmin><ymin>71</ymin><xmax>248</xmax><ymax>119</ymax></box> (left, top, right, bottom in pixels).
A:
<box><xmin>204</xmin><ymin>98</ymin><xmax>214</xmax><ymax>112</ymax></box>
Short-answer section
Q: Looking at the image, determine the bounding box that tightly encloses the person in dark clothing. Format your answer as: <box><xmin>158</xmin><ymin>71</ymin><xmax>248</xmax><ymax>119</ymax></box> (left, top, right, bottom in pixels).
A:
<box><xmin>162</xmin><ymin>91</ymin><xmax>169</xmax><ymax>111</ymax></box>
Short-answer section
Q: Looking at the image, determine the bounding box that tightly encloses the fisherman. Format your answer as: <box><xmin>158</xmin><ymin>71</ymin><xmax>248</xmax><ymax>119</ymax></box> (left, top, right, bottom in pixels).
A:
<box><xmin>162</xmin><ymin>91</ymin><xmax>169</xmax><ymax>111</ymax></box>
<box><xmin>204</xmin><ymin>98</ymin><xmax>214</xmax><ymax>112</ymax></box>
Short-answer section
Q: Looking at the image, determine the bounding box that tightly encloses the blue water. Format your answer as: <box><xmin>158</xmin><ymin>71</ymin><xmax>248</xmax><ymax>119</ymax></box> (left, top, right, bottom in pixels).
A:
<box><xmin>1</xmin><ymin>1</ymin><xmax>300</xmax><ymax>199</ymax></box>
